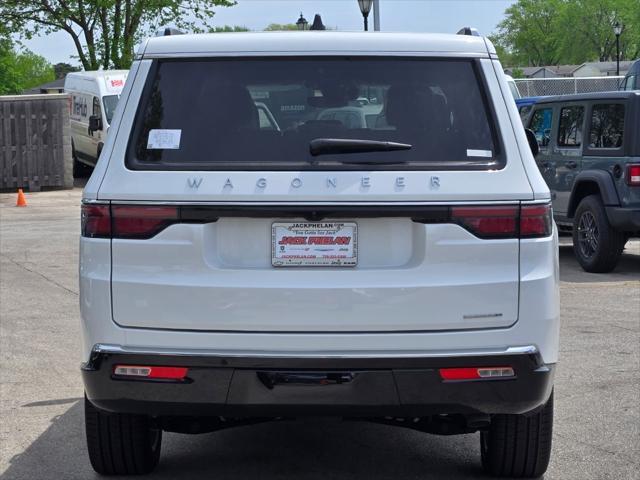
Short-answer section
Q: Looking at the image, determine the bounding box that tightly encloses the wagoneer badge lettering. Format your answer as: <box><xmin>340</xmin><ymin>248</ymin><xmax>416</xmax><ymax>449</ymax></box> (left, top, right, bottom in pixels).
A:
<box><xmin>187</xmin><ymin>177</ymin><xmax>203</xmax><ymax>189</ymax></box>
<box><xmin>187</xmin><ymin>176</ymin><xmax>445</xmax><ymax>191</ymax></box>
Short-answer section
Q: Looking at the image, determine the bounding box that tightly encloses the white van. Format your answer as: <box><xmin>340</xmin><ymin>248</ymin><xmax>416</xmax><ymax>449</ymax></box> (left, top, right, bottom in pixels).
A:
<box><xmin>80</xmin><ymin>31</ymin><xmax>559</xmax><ymax>478</ymax></box>
<box><xmin>64</xmin><ymin>70</ymin><xmax>128</xmax><ymax>176</ymax></box>
<box><xmin>505</xmin><ymin>74</ymin><xmax>522</xmax><ymax>100</ymax></box>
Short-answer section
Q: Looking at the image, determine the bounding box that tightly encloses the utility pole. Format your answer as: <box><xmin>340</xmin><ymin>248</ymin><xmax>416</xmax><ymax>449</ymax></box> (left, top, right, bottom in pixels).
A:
<box><xmin>373</xmin><ymin>0</ymin><xmax>380</xmax><ymax>31</ymax></box>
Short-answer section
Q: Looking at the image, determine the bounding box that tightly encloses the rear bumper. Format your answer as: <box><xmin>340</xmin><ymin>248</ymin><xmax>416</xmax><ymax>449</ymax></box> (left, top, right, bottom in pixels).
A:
<box><xmin>606</xmin><ymin>207</ymin><xmax>640</xmax><ymax>232</ymax></box>
<box><xmin>82</xmin><ymin>345</ymin><xmax>554</xmax><ymax>418</ymax></box>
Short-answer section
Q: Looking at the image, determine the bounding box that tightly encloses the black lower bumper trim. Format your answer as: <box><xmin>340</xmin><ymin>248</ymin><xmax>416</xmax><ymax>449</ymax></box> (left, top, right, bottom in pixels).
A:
<box><xmin>606</xmin><ymin>206</ymin><xmax>640</xmax><ymax>232</ymax></box>
<box><xmin>82</xmin><ymin>351</ymin><xmax>554</xmax><ymax>418</ymax></box>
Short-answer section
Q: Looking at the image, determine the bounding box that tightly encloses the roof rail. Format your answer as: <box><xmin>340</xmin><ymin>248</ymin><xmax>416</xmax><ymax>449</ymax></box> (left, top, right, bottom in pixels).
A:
<box><xmin>457</xmin><ymin>27</ymin><xmax>480</xmax><ymax>37</ymax></box>
<box><xmin>158</xmin><ymin>27</ymin><xmax>184</xmax><ymax>37</ymax></box>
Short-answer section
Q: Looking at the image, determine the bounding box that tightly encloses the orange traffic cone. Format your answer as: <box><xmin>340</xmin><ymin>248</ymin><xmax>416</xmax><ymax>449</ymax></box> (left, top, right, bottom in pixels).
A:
<box><xmin>16</xmin><ymin>188</ymin><xmax>27</xmax><ymax>207</ymax></box>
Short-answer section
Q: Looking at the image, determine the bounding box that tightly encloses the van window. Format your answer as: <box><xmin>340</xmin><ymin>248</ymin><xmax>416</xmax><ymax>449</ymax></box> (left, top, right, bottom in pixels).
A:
<box><xmin>128</xmin><ymin>58</ymin><xmax>502</xmax><ymax>171</ymax></box>
<box><xmin>529</xmin><ymin>108</ymin><xmax>553</xmax><ymax>147</ymax></box>
<box><xmin>589</xmin><ymin>104</ymin><xmax>625</xmax><ymax>148</ymax></box>
<box><xmin>103</xmin><ymin>95</ymin><xmax>119</xmax><ymax>124</ymax></box>
<box><xmin>557</xmin><ymin>106</ymin><xmax>584</xmax><ymax>147</ymax></box>
<box><xmin>92</xmin><ymin>97</ymin><xmax>101</xmax><ymax>118</ymax></box>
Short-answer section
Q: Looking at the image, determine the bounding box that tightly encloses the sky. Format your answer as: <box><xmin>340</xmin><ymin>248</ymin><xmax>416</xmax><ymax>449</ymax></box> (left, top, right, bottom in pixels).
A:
<box><xmin>21</xmin><ymin>0</ymin><xmax>517</xmax><ymax>66</ymax></box>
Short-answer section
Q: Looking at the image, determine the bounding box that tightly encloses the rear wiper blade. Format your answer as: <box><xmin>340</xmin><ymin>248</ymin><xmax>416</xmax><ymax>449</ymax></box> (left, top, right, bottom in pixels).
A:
<box><xmin>309</xmin><ymin>138</ymin><xmax>412</xmax><ymax>158</ymax></box>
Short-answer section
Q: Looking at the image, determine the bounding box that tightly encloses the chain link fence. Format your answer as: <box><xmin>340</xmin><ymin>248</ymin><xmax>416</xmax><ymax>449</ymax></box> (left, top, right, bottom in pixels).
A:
<box><xmin>514</xmin><ymin>76</ymin><xmax>623</xmax><ymax>97</ymax></box>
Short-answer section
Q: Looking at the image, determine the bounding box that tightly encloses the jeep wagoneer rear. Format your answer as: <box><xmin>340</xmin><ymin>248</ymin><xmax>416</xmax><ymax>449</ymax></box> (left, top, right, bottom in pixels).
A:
<box><xmin>80</xmin><ymin>31</ymin><xmax>559</xmax><ymax>477</ymax></box>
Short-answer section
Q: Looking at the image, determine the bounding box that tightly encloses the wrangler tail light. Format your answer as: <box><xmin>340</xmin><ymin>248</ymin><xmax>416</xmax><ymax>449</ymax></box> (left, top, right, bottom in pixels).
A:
<box><xmin>627</xmin><ymin>164</ymin><xmax>640</xmax><ymax>186</ymax></box>
<box><xmin>113</xmin><ymin>365</ymin><xmax>189</xmax><ymax>380</ymax></box>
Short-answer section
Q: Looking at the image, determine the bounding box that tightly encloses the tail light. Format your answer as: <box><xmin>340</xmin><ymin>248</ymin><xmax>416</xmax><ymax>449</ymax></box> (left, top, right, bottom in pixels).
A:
<box><xmin>452</xmin><ymin>203</ymin><xmax>552</xmax><ymax>239</ymax></box>
<box><xmin>81</xmin><ymin>204</ymin><xmax>111</xmax><ymax>238</ymax></box>
<box><xmin>627</xmin><ymin>164</ymin><xmax>640</xmax><ymax>186</ymax></box>
<box><xmin>81</xmin><ymin>204</ymin><xmax>179</xmax><ymax>239</ymax></box>
<box><xmin>520</xmin><ymin>203</ymin><xmax>552</xmax><ymax>237</ymax></box>
<box><xmin>112</xmin><ymin>205</ymin><xmax>179</xmax><ymax>239</ymax></box>
<box><xmin>82</xmin><ymin>202</ymin><xmax>553</xmax><ymax>240</ymax></box>
<box><xmin>451</xmin><ymin>206</ymin><xmax>518</xmax><ymax>238</ymax></box>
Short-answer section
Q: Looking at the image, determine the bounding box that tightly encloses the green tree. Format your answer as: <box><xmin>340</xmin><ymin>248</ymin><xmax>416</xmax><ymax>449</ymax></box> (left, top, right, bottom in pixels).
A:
<box><xmin>493</xmin><ymin>0</ymin><xmax>640</xmax><ymax>67</ymax></box>
<box><xmin>264</xmin><ymin>23</ymin><xmax>298</xmax><ymax>31</ymax></box>
<box><xmin>0</xmin><ymin>38</ymin><xmax>55</xmax><ymax>94</ymax></box>
<box><xmin>1</xmin><ymin>0</ymin><xmax>236</xmax><ymax>71</ymax></box>
<box><xmin>211</xmin><ymin>25</ymin><xmax>249</xmax><ymax>32</ymax></box>
<box><xmin>492</xmin><ymin>0</ymin><xmax>563</xmax><ymax>67</ymax></box>
<box><xmin>53</xmin><ymin>62</ymin><xmax>80</xmax><ymax>79</ymax></box>
<box><xmin>557</xmin><ymin>0</ymin><xmax>640</xmax><ymax>63</ymax></box>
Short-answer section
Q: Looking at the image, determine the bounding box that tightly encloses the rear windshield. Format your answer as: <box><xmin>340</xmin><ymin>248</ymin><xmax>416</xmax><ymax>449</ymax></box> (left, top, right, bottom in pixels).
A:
<box><xmin>128</xmin><ymin>58</ymin><xmax>502</xmax><ymax>171</ymax></box>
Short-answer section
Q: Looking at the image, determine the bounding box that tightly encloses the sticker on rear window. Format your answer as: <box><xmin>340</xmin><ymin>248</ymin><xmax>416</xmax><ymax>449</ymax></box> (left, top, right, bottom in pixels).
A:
<box><xmin>466</xmin><ymin>149</ymin><xmax>493</xmax><ymax>158</ymax></box>
<box><xmin>147</xmin><ymin>129</ymin><xmax>181</xmax><ymax>150</ymax></box>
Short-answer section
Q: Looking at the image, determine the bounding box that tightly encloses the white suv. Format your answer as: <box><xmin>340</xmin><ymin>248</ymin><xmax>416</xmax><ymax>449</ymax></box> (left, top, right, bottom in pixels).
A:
<box><xmin>80</xmin><ymin>31</ymin><xmax>559</xmax><ymax>478</ymax></box>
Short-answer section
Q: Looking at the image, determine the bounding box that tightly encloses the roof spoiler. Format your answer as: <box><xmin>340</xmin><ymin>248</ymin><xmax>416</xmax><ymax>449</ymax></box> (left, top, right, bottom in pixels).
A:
<box><xmin>457</xmin><ymin>27</ymin><xmax>480</xmax><ymax>37</ymax></box>
<box><xmin>158</xmin><ymin>27</ymin><xmax>184</xmax><ymax>37</ymax></box>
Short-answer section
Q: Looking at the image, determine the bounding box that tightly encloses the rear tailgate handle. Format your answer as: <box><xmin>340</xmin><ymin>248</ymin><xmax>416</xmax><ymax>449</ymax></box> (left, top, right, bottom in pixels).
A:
<box><xmin>257</xmin><ymin>372</ymin><xmax>356</xmax><ymax>389</ymax></box>
<box><xmin>565</xmin><ymin>160</ymin><xmax>578</xmax><ymax>169</ymax></box>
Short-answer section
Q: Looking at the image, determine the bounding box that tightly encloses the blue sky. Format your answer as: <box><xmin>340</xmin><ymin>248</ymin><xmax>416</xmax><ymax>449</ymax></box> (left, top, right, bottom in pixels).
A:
<box><xmin>22</xmin><ymin>0</ymin><xmax>516</xmax><ymax>66</ymax></box>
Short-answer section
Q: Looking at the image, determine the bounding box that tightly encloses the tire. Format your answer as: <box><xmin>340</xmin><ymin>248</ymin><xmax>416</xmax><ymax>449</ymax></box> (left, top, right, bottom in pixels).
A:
<box><xmin>481</xmin><ymin>392</ymin><xmax>553</xmax><ymax>478</ymax></box>
<box><xmin>85</xmin><ymin>396</ymin><xmax>162</xmax><ymax>475</ymax></box>
<box><xmin>572</xmin><ymin>195</ymin><xmax>625</xmax><ymax>273</ymax></box>
<box><xmin>72</xmin><ymin>144</ymin><xmax>90</xmax><ymax>178</ymax></box>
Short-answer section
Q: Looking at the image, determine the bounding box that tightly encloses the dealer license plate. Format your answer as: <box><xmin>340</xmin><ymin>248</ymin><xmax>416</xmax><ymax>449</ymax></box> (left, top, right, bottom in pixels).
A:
<box><xmin>272</xmin><ymin>222</ymin><xmax>357</xmax><ymax>267</ymax></box>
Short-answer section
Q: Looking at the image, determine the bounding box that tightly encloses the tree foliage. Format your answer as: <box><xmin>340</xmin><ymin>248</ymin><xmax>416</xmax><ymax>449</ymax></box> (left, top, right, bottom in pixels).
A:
<box><xmin>493</xmin><ymin>0</ymin><xmax>640</xmax><ymax>67</ymax></box>
<box><xmin>54</xmin><ymin>62</ymin><xmax>80</xmax><ymax>79</ymax></box>
<box><xmin>264</xmin><ymin>23</ymin><xmax>299</xmax><ymax>31</ymax></box>
<box><xmin>1</xmin><ymin>0</ymin><xmax>236</xmax><ymax>71</ymax></box>
<box><xmin>0</xmin><ymin>38</ymin><xmax>55</xmax><ymax>94</ymax></box>
<box><xmin>211</xmin><ymin>25</ymin><xmax>248</xmax><ymax>32</ymax></box>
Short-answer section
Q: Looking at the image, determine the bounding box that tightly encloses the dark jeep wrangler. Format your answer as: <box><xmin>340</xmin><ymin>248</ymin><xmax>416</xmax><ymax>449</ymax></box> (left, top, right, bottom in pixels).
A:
<box><xmin>526</xmin><ymin>91</ymin><xmax>640</xmax><ymax>272</ymax></box>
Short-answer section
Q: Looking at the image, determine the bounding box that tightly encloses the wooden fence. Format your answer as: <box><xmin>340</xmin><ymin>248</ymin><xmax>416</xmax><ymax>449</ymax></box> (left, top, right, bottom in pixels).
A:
<box><xmin>0</xmin><ymin>94</ymin><xmax>73</xmax><ymax>191</ymax></box>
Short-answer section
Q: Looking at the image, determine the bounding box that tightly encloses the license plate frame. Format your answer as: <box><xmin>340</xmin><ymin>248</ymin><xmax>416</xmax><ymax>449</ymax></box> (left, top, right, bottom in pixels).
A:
<box><xmin>271</xmin><ymin>221</ymin><xmax>358</xmax><ymax>267</ymax></box>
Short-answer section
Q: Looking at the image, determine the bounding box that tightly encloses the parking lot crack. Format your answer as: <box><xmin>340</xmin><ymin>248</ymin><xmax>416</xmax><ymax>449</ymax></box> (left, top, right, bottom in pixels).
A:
<box><xmin>0</xmin><ymin>254</ymin><xmax>78</xmax><ymax>296</ymax></box>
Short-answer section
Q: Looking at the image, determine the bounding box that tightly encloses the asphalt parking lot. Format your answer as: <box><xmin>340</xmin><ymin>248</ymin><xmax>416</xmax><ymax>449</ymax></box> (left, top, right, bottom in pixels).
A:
<box><xmin>0</xmin><ymin>187</ymin><xmax>638</xmax><ymax>480</ymax></box>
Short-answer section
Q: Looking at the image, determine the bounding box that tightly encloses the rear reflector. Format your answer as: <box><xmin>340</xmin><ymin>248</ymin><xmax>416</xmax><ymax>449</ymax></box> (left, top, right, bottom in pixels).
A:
<box><xmin>439</xmin><ymin>366</ymin><xmax>515</xmax><ymax>381</ymax></box>
<box><xmin>627</xmin><ymin>165</ymin><xmax>640</xmax><ymax>186</ymax></box>
<box><xmin>113</xmin><ymin>365</ymin><xmax>188</xmax><ymax>380</ymax></box>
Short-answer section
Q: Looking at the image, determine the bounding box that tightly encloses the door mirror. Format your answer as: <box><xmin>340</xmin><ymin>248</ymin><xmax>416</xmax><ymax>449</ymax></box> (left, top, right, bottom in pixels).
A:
<box><xmin>89</xmin><ymin>115</ymin><xmax>103</xmax><ymax>132</ymax></box>
<box><xmin>525</xmin><ymin>128</ymin><xmax>539</xmax><ymax>157</ymax></box>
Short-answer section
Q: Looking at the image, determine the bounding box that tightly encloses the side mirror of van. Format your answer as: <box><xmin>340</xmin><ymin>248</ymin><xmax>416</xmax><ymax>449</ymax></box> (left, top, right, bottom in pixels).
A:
<box><xmin>89</xmin><ymin>115</ymin><xmax>103</xmax><ymax>132</ymax></box>
<box><xmin>524</xmin><ymin>128</ymin><xmax>539</xmax><ymax>157</ymax></box>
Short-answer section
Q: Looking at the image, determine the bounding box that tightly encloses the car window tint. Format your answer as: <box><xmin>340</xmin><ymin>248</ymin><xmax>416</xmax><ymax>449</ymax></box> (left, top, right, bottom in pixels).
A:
<box><xmin>589</xmin><ymin>104</ymin><xmax>625</xmax><ymax>149</ymax></box>
<box><xmin>557</xmin><ymin>106</ymin><xmax>584</xmax><ymax>147</ymax></box>
<box><xmin>128</xmin><ymin>58</ymin><xmax>501</xmax><ymax>170</ymax></box>
<box><xmin>529</xmin><ymin>108</ymin><xmax>553</xmax><ymax>147</ymax></box>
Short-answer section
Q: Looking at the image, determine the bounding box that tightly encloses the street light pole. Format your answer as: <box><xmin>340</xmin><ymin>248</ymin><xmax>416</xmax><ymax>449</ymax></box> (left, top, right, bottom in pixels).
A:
<box><xmin>613</xmin><ymin>21</ymin><xmax>623</xmax><ymax>76</ymax></box>
<box><xmin>357</xmin><ymin>0</ymin><xmax>373</xmax><ymax>32</ymax></box>
<box><xmin>373</xmin><ymin>0</ymin><xmax>380</xmax><ymax>31</ymax></box>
